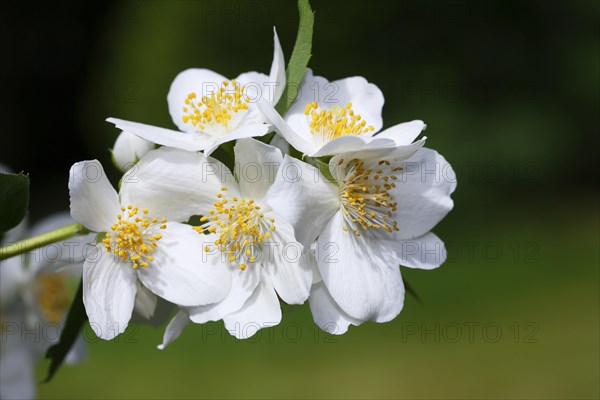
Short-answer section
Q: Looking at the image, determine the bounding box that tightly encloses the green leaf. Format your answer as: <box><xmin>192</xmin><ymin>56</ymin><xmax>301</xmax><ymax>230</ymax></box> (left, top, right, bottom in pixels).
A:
<box><xmin>44</xmin><ymin>280</ymin><xmax>87</xmax><ymax>383</ymax></box>
<box><xmin>0</xmin><ymin>172</ymin><xmax>30</xmax><ymax>232</ymax></box>
<box><xmin>313</xmin><ymin>157</ymin><xmax>336</xmax><ymax>183</ymax></box>
<box><xmin>274</xmin><ymin>0</ymin><xmax>314</xmax><ymax>115</ymax></box>
<box><xmin>404</xmin><ymin>279</ymin><xmax>422</xmax><ymax>304</ymax></box>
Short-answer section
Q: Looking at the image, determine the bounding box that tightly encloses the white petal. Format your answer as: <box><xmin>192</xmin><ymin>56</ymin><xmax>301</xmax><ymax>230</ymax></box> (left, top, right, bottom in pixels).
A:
<box><xmin>29</xmin><ymin>212</ymin><xmax>74</xmax><ymax>237</ymax></box>
<box><xmin>330</xmin><ymin>76</ymin><xmax>384</xmax><ymax>134</ymax></box>
<box><xmin>328</xmin><ymin>138</ymin><xmax>426</xmax><ymax>181</ymax></box>
<box><xmin>223</xmin><ymin>269</ymin><xmax>281</xmax><ymax>339</ymax></box>
<box><xmin>0</xmin><ymin>345</ymin><xmax>35</xmax><ymax>400</ymax></box>
<box><xmin>390</xmin><ymin>148</ymin><xmax>457</xmax><ymax>239</ymax></box>
<box><xmin>1</xmin><ymin>217</ymin><xmax>27</xmax><ymax>244</ymax></box>
<box><xmin>309</xmin><ymin>247</ymin><xmax>323</xmax><ymax>284</ymax></box>
<box><xmin>133</xmin><ymin>282</ymin><xmax>157</xmax><ymax>319</ymax></box>
<box><xmin>232</xmin><ymin>76</ymin><xmax>278</xmax><ymax>123</ymax></box>
<box><xmin>265</xmin><ymin>155</ymin><xmax>339</xmax><ymax>246</ymax></box>
<box><xmin>0</xmin><ymin>256</ymin><xmax>24</xmax><ymax>305</ymax></box>
<box><xmin>207</xmin><ymin>123</ymin><xmax>270</xmax><ymax>156</ymax></box>
<box><xmin>285</xmin><ymin>71</ymin><xmax>384</xmax><ymax>135</ymax></box>
<box><xmin>235</xmin><ymin>71</ymin><xmax>269</xmax><ymax>98</ymax></box>
<box><xmin>233</xmin><ymin>138</ymin><xmax>283</xmax><ymax>202</ymax></box>
<box><xmin>309</xmin><ymin>281</ymin><xmax>363</xmax><ymax>335</ymax></box>
<box><xmin>119</xmin><ymin>147</ymin><xmax>232</xmax><ymax>222</ymax></box>
<box><xmin>312</xmin><ymin>135</ymin><xmax>396</xmax><ymax>157</ymax></box>
<box><xmin>261</xmin><ymin>213</ymin><xmax>312</xmax><ymax>304</ymax></box>
<box><xmin>106</xmin><ymin>118</ymin><xmax>213</xmax><ymax>152</ymax></box>
<box><xmin>226</xmin><ymin>72</ymin><xmax>270</xmax><ymax>126</ymax></box>
<box><xmin>167</xmin><ymin>68</ymin><xmax>228</xmax><ymax>132</ymax></box>
<box><xmin>188</xmin><ymin>263</ymin><xmax>260</xmax><ymax>324</ymax></box>
<box><xmin>137</xmin><ymin>223</ymin><xmax>231</xmax><ymax>307</ymax></box>
<box><xmin>396</xmin><ymin>232</ymin><xmax>447</xmax><ymax>269</ymax></box>
<box><xmin>69</xmin><ymin>160</ymin><xmax>120</xmax><ymax>233</ymax></box>
<box><xmin>131</xmin><ymin>298</ymin><xmax>174</xmax><ymax>328</ymax></box>
<box><xmin>316</xmin><ymin>212</ymin><xmax>405</xmax><ymax>322</ymax></box>
<box><xmin>28</xmin><ymin>212</ymin><xmax>93</xmax><ymax>277</ymax></box>
<box><xmin>269</xmin><ymin>133</ymin><xmax>290</xmax><ymax>155</ymax></box>
<box><xmin>157</xmin><ymin>310</ymin><xmax>190</xmax><ymax>350</ymax></box>
<box><xmin>257</xmin><ymin>97</ymin><xmax>317</xmax><ymax>155</ymax></box>
<box><xmin>269</xmin><ymin>27</ymin><xmax>285</xmax><ymax>104</ymax></box>
<box><xmin>375</xmin><ymin>120</ymin><xmax>426</xmax><ymax>146</ymax></box>
<box><xmin>111</xmin><ymin>131</ymin><xmax>155</xmax><ymax>171</ymax></box>
<box><xmin>283</xmin><ymin>69</ymin><xmax>328</xmax><ymax>133</ymax></box>
<box><xmin>83</xmin><ymin>250</ymin><xmax>137</xmax><ymax>340</ymax></box>
<box><xmin>64</xmin><ymin>336</ymin><xmax>87</xmax><ymax>365</ymax></box>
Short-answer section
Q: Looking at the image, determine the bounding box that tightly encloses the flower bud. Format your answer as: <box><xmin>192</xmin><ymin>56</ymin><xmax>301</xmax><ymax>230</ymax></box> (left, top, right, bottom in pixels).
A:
<box><xmin>111</xmin><ymin>131</ymin><xmax>154</xmax><ymax>172</ymax></box>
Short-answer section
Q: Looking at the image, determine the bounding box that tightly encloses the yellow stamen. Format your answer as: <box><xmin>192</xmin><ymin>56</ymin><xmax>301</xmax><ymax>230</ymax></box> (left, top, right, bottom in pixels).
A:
<box><xmin>339</xmin><ymin>160</ymin><xmax>400</xmax><ymax>236</ymax></box>
<box><xmin>192</xmin><ymin>187</ymin><xmax>275</xmax><ymax>271</ymax></box>
<box><xmin>181</xmin><ymin>81</ymin><xmax>250</xmax><ymax>131</ymax></box>
<box><xmin>304</xmin><ymin>102</ymin><xmax>374</xmax><ymax>141</ymax></box>
<box><xmin>103</xmin><ymin>205</ymin><xmax>167</xmax><ymax>268</ymax></box>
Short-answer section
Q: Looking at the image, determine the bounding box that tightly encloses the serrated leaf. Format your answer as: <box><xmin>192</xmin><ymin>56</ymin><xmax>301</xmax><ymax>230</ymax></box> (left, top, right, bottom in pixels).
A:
<box><xmin>44</xmin><ymin>280</ymin><xmax>87</xmax><ymax>383</ymax></box>
<box><xmin>0</xmin><ymin>172</ymin><xmax>30</xmax><ymax>232</ymax></box>
<box><xmin>274</xmin><ymin>0</ymin><xmax>314</xmax><ymax>115</ymax></box>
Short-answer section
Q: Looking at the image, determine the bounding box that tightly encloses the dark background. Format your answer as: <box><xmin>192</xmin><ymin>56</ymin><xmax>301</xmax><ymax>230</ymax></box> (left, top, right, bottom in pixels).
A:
<box><xmin>1</xmin><ymin>1</ymin><xmax>598</xmax><ymax>398</ymax></box>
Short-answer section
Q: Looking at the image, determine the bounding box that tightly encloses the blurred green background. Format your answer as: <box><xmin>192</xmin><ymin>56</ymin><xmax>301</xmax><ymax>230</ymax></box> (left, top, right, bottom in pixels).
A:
<box><xmin>1</xmin><ymin>0</ymin><xmax>598</xmax><ymax>398</ymax></box>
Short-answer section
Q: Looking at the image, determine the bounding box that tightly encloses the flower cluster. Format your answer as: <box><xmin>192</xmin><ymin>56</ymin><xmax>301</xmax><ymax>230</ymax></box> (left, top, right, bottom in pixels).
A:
<box><xmin>0</xmin><ymin>214</ymin><xmax>90</xmax><ymax>399</ymax></box>
<box><xmin>69</xmin><ymin>27</ymin><xmax>456</xmax><ymax>348</ymax></box>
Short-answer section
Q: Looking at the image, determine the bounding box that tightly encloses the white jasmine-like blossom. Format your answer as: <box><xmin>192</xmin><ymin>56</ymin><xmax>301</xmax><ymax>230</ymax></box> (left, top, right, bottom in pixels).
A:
<box><xmin>111</xmin><ymin>131</ymin><xmax>154</xmax><ymax>172</ymax></box>
<box><xmin>265</xmin><ymin>145</ymin><xmax>456</xmax><ymax>333</ymax></box>
<box><xmin>107</xmin><ymin>28</ymin><xmax>286</xmax><ymax>155</ymax></box>
<box><xmin>124</xmin><ymin>139</ymin><xmax>312</xmax><ymax>347</ymax></box>
<box><xmin>258</xmin><ymin>69</ymin><xmax>427</xmax><ymax>157</ymax></box>
<box><xmin>68</xmin><ymin>157</ymin><xmax>232</xmax><ymax>340</ymax></box>
<box><xmin>0</xmin><ymin>214</ymin><xmax>90</xmax><ymax>400</ymax></box>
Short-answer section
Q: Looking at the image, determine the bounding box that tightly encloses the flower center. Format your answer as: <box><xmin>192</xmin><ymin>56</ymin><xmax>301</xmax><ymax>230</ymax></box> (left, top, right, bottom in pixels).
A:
<box><xmin>338</xmin><ymin>158</ymin><xmax>401</xmax><ymax>236</ymax></box>
<box><xmin>194</xmin><ymin>187</ymin><xmax>275</xmax><ymax>270</ymax></box>
<box><xmin>37</xmin><ymin>273</ymin><xmax>70</xmax><ymax>324</ymax></box>
<box><xmin>102</xmin><ymin>205</ymin><xmax>167</xmax><ymax>269</ymax></box>
<box><xmin>182</xmin><ymin>80</ymin><xmax>250</xmax><ymax>134</ymax></box>
<box><xmin>304</xmin><ymin>101</ymin><xmax>374</xmax><ymax>141</ymax></box>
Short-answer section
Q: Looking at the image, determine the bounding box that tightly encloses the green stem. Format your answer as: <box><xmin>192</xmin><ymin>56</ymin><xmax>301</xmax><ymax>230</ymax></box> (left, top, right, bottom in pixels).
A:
<box><xmin>0</xmin><ymin>223</ymin><xmax>86</xmax><ymax>261</ymax></box>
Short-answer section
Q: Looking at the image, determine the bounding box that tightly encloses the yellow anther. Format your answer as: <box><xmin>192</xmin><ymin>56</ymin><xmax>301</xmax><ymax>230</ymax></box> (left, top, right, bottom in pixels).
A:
<box><xmin>181</xmin><ymin>80</ymin><xmax>249</xmax><ymax>131</ymax></box>
<box><xmin>339</xmin><ymin>159</ymin><xmax>400</xmax><ymax>235</ymax></box>
<box><xmin>195</xmin><ymin>192</ymin><xmax>276</xmax><ymax>271</ymax></box>
<box><xmin>305</xmin><ymin>102</ymin><xmax>374</xmax><ymax>141</ymax></box>
<box><xmin>103</xmin><ymin>207</ymin><xmax>167</xmax><ymax>269</ymax></box>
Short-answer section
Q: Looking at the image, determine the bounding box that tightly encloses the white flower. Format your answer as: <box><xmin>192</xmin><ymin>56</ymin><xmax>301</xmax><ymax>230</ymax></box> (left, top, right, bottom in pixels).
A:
<box><xmin>68</xmin><ymin>155</ymin><xmax>232</xmax><ymax>340</ymax></box>
<box><xmin>127</xmin><ymin>139</ymin><xmax>312</xmax><ymax>347</ymax></box>
<box><xmin>265</xmin><ymin>145</ymin><xmax>456</xmax><ymax>333</ymax></box>
<box><xmin>111</xmin><ymin>131</ymin><xmax>154</xmax><ymax>172</ymax></box>
<box><xmin>106</xmin><ymin>28</ymin><xmax>286</xmax><ymax>155</ymax></box>
<box><xmin>0</xmin><ymin>214</ymin><xmax>89</xmax><ymax>400</ymax></box>
<box><xmin>257</xmin><ymin>69</ymin><xmax>427</xmax><ymax>157</ymax></box>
